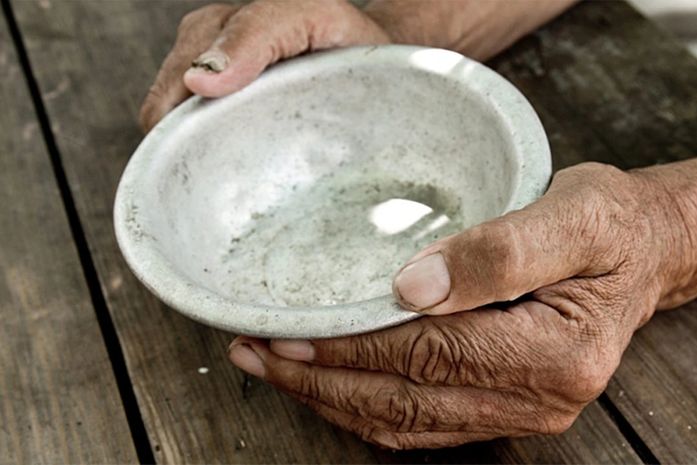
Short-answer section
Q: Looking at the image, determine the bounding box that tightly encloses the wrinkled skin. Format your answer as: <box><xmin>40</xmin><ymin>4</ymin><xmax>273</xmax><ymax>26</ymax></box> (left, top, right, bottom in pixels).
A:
<box><xmin>142</xmin><ymin>0</ymin><xmax>697</xmax><ymax>450</ymax></box>
<box><xmin>139</xmin><ymin>0</ymin><xmax>573</xmax><ymax>131</ymax></box>
<box><xmin>139</xmin><ymin>0</ymin><xmax>391</xmax><ymax>131</ymax></box>
<box><xmin>229</xmin><ymin>162</ymin><xmax>697</xmax><ymax>449</ymax></box>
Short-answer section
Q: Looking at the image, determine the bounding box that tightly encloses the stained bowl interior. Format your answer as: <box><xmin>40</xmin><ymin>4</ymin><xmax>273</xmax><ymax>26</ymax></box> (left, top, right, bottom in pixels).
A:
<box><xmin>115</xmin><ymin>46</ymin><xmax>550</xmax><ymax>337</ymax></box>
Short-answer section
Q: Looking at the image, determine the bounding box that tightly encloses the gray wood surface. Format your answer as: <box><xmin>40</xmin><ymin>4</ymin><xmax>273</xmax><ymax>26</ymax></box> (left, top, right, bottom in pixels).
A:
<box><xmin>607</xmin><ymin>305</ymin><xmax>697</xmax><ymax>464</ymax></box>
<box><xmin>8</xmin><ymin>0</ymin><xmax>696</xmax><ymax>462</ymax></box>
<box><xmin>5</xmin><ymin>4</ymin><xmax>379</xmax><ymax>462</ymax></box>
<box><xmin>0</xmin><ymin>14</ymin><xmax>137</xmax><ymax>464</ymax></box>
<box><xmin>9</xmin><ymin>0</ymin><xmax>641</xmax><ymax>463</ymax></box>
<box><xmin>490</xmin><ymin>3</ymin><xmax>697</xmax><ymax>462</ymax></box>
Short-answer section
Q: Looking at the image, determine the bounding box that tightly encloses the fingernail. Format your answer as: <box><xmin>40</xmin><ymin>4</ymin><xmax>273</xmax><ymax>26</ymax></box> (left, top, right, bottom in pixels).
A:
<box><xmin>190</xmin><ymin>50</ymin><xmax>229</xmax><ymax>73</ymax></box>
<box><xmin>270</xmin><ymin>339</ymin><xmax>315</xmax><ymax>361</ymax></box>
<box><xmin>228</xmin><ymin>336</ymin><xmax>246</xmax><ymax>353</ymax></box>
<box><xmin>229</xmin><ymin>343</ymin><xmax>265</xmax><ymax>378</ymax></box>
<box><xmin>393</xmin><ymin>252</ymin><xmax>451</xmax><ymax>311</ymax></box>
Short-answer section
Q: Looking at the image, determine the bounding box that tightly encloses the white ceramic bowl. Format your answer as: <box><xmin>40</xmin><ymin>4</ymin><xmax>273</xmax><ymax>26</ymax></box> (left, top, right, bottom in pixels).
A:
<box><xmin>114</xmin><ymin>45</ymin><xmax>551</xmax><ymax>338</ymax></box>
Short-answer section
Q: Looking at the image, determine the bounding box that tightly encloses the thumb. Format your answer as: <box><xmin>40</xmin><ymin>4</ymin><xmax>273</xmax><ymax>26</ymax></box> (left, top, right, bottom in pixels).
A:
<box><xmin>183</xmin><ymin>0</ymin><xmax>390</xmax><ymax>98</ymax></box>
<box><xmin>182</xmin><ymin>2</ymin><xmax>297</xmax><ymax>98</ymax></box>
<box><xmin>392</xmin><ymin>193</ymin><xmax>597</xmax><ymax>315</ymax></box>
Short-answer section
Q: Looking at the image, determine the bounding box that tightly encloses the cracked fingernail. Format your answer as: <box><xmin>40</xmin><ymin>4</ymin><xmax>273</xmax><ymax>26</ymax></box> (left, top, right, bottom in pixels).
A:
<box><xmin>190</xmin><ymin>50</ymin><xmax>229</xmax><ymax>73</ymax></box>
<box><xmin>393</xmin><ymin>252</ymin><xmax>451</xmax><ymax>311</ymax></box>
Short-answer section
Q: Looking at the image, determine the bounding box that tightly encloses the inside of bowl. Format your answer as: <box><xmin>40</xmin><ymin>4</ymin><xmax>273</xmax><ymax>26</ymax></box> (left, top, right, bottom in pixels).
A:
<box><xmin>141</xmin><ymin>56</ymin><xmax>517</xmax><ymax>307</ymax></box>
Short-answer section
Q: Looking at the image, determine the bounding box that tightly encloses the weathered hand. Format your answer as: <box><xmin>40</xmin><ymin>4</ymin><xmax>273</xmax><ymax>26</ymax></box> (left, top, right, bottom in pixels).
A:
<box><xmin>229</xmin><ymin>162</ymin><xmax>697</xmax><ymax>449</ymax></box>
<box><xmin>138</xmin><ymin>0</ymin><xmax>579</xmax><ymax>133</ymax></box>
<box><xmin>139</xmin><ymin>0</ymin><xmax>391</xmax><ymax>131</ymax></box>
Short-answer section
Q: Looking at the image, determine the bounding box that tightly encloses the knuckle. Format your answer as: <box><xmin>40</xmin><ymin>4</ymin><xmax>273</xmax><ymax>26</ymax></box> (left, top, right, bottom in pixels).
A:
<box><xmin>237</xmin><ymin>0</ymin><xmax>277</xmax><ymax>23</ymax></box>
<box><xmin>541</xmin><ymin>412</ymin><xmax>577</xmax><ymax>435</ymax></box>
<box><xmin>406</xmin><ymin>324</ymin><xmax>460</xmax><ymax>384</ymax></box>
<box><xmin>553</xmin><ymin>162</ymin><xmax>636</xmax><ymax>226</ymax></box>
<box><xmin>575</xmin><ymin>161</ymin><xmax>625</xmax><ymax>181</ymax></box>
<box><xmin>472</xmin><ymin>221</ymin><xmax>525</xmax><ymax>297</ymax></box>
<box><xmin>555</xmin><ymin>347</ymin><xmax>616</xmax><ymax>404</ymax></box>
<box><xmin>178</xmin><ymin>9</ymin><xmax>202</xmax><ymax>32</ymax></box>
<box><xmin>553</xmin><ymin>162</ymin><xmax>623</xmax><ymax>190</ymax></box>
<box><xmin>335</xmin><ymin>333</ymin><xmax>385</xmax><ymax>371</ymax></box>
<box><xmin>297</xmin><ymin>369</ymin><xmax>321</xmax><ymax>400</ymax></box>
<box><xmin>483</xmin><ymin>222</ymin><xmax>522</xmax><ymax>269</ymax></box>
<box><xmin>570</xmin><ymin>359</ymin><xmax>610</xmax><ymax>402</ymax></box>
<box><xmin>178</xmin><ymin>3</ymin><xmax>229</xmax><ymax>33</ymax></box>
<box><xmin>551</xmin><ymin>162</ymin><xmax>626</xmax><ymax>216</ymax></box>
<box><xmin>378</xmin><ymin>385</ymin><xmax>418</xmax><ymax>432</ymax></box>
<box><xmin>354</xmin><ymin>335</ymin><xmax>380</xmax><ymax>369</ymax></box>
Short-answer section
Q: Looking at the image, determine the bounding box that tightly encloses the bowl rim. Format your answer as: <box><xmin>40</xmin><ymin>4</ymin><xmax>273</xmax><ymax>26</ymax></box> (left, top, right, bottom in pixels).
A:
<box><xmin>114</xmin><ymin>45</ymin><xmax>551</xmax><ymax>338</ymax></box>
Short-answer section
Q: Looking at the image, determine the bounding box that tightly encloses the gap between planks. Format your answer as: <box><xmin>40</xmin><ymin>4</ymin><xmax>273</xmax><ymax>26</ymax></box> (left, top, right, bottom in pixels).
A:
<box><xmin>2</xmin><ymin>0</ymin><xmax>667</xmax><ymax>463</ymax></box>
<box><xmin>1</xmin><ymin>0</ymin><xmax>155</xmax><ymax>462</ymax></box>
<box><xmin>598</xmin><ymin>393</ymin><xmax>660</xmax><ymax>465</ymax></box>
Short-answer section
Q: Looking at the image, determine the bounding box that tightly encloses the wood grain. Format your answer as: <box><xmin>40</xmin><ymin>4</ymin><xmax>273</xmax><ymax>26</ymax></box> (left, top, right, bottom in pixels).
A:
<box><xmin>0</xmin><ymin>12</ymin><xmax>137</xmax><ymax>464</ymax></box>
<box><xmin>11</xmin><ymin>0</ymin><xmax>694</xmax><ymax>462</ymax></box>
<box><xmin>7</xmin><ymin>3</ymin><xmax>377</xmax><ymax>462</ymax></box>
<box><xmin>490</xmin><ymin>2</ymin><xmax>697</xmax><ymax>462</ymax></box>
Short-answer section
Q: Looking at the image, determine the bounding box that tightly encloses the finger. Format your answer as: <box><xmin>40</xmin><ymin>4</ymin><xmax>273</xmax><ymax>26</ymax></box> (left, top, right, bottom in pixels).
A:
<box><xmin>183</xmin><ymin>1</ymin><xmax>297</xmax><ymax>97</ymax></box>
<box><xmin>392</xmin><ymin>168</ymin><xmax>612</xmax><ymax>315</ymax></box>
<box><xmin>295</xmin><ymin>394</ymin><xmax>494</xmax><ymax>449</ymax></box>
<box><xmin>233</xmin><ymin>338</ymin><xmax>435</xmax><ymax>432</ymax></box>
<box><xmin>270</xmin><ymin>318</ymin><xmax>449</xmax><ymax>382</ymax></box>
<box><xmin>183</xmin><ymin>0</ymin><xmax>390</xmax><ymax>97</ymax></box>
<box><xmin>227</xmin><ymin>335</ymin><xmax>266</xmax><ymax>377</ymax></box>
<box><xmin>270</xmin><ymin>300</ymin><xmax>570</xmax><ymax>387</ymax></box>
<box><xmin>230</xmin><ymin>338</ymin><xmax>539</xmax><ymax>434</ymax></box>
<box><xmin>139</xmin><ymin>4</ymin><xmax>239</xmax><ymax>131</ymax></box>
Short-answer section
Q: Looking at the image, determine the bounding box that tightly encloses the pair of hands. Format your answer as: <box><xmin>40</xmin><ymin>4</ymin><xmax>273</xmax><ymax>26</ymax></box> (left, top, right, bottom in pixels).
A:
<box><xmin>141</xmin><ymin>0</ymin><xmax>697</xmax><ymax>449</ymax></box>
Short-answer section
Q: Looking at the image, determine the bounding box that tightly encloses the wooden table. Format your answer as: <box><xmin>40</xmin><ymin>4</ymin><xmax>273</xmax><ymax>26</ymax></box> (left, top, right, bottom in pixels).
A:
<box><xmin>1</xmin><ymin>1</ymin><xmax>696</xmax><ymax>463</ymax></box>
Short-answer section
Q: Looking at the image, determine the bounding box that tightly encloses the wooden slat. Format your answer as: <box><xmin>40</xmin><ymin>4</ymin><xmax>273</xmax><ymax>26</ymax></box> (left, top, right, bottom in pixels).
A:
<box><xmin>8</xmin><ymin>0</ymin><xmax>662</xmax><ymax>463</ymax></box>
<box><xmin>490</xmin><ymin>2</ymin><xmax>697</xmax><ymax>462</ymax></box>
<box><xmin>8</xmin><ymin>2</ymin><xmax>376</xmax><ymax>462</ymax></box>
<box><xmin>606</xmin><ymin>305</ymin><xmax>697</xmax><ymax>464</ymax></box>
<box><xmin>0</xmin><ymin>12</ymin><xmax>137</xmax><ymax>464</ymax></box>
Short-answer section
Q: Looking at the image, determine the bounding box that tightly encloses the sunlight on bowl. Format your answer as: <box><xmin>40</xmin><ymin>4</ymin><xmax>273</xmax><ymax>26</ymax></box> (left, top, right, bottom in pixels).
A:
<box><xmin>370</xmin><ymin>198</ymin><xmax>436</xmax><ymax>235</ymax></box>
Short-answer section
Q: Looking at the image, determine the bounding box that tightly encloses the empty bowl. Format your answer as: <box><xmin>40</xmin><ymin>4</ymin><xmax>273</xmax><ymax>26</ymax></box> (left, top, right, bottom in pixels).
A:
<box><xmin>114</xmin><ymin>45</ymin><xmax>551</xmax><ymax>338</ymax></box>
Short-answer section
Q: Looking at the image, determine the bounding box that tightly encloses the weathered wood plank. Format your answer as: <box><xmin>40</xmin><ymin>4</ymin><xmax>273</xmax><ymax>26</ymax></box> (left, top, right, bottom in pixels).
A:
<box><xmin>607</xmin><ymin>305</ymin><xmax>697</xmax><ymax>463</ymax></box>
<box><xmin>8</xmin><ymin>2</ymin><xmax>378</xmax><ymax>462</ymax></box>
<box><xmin>0</xmin><ymin>12</ymin><xmax>137</xmax><ymax>464</ymax></box>
<box><xmin>490</xmin><ymin>2</ymin><xmax>697</xmax><ymax>462</ymax></box>
<box><xmin>9</xmin><ymin>0</ymin><xmax>663</xmax><ymax>463</ymax></box>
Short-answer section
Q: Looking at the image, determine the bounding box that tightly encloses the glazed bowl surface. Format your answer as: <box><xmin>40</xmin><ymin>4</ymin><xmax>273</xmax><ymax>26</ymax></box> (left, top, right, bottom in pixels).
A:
<box><xmin>114</xmin><ymin>45</ymin><xmax>551</xmax><ymax>338</ymax></box>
